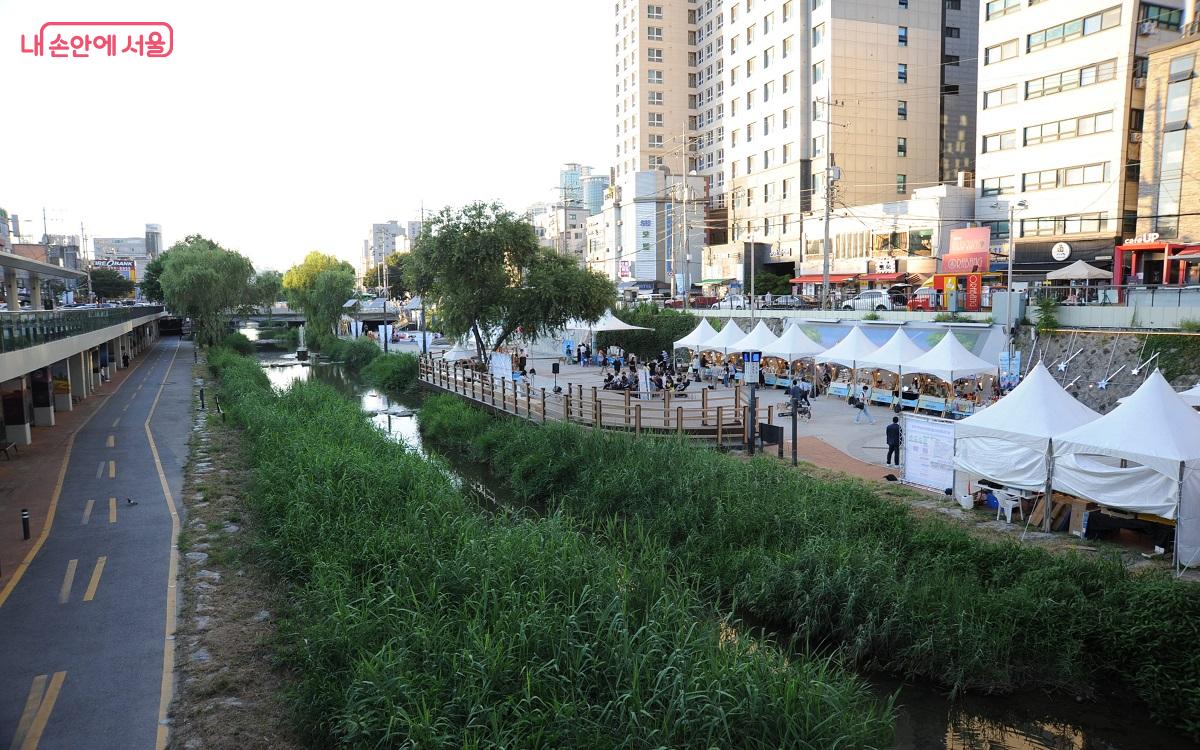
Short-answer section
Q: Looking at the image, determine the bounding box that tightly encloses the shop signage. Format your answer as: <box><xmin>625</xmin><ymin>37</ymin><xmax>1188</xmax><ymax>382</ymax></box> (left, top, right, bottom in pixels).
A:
<box><xmin>1124</xmin><ymin>232</ymin><xmax>1160</xmax><ymax>245</ymax></box>
<box><xmin>965</xmin><ymin>273</ymin><xmax>982</xmax><ymax>311</ymax></box>
<box><xmin>1050</xmin><ymin>242</ymin><xmax>1071</xmax><ymax>261</ymax></box>
<box><xmin>618</xmin><ymin>260</ymin><xmax>632</xmax><ymax>278</ymax></box>
<box><xmin>947</xmin><ymin>227</ymin><xmax>990</xmax><ymax>255</ymax></box>
<box><xmin>941</xmin><ymin>250</ymin><xmax>989</xmax><ymax>274</ymax></box>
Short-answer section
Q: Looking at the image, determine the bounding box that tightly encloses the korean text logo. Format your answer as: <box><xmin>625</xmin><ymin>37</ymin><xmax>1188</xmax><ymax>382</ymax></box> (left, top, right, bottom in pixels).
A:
<box><xmin>21</xmin><ymin>22</ymin><xmax>173</xmax><ymax>58</ymax></box>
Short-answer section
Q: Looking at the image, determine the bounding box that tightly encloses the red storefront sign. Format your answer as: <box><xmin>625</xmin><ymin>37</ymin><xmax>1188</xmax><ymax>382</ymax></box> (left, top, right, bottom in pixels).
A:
<box><xmin>965</xmin><ymin>273</ymin><xmax>982</xmax><ymax>311</ymax></box>
<box><xmin>941</xmin><ymin>228</ymin><xmax>992</xmax><ymax>275</ymax></box>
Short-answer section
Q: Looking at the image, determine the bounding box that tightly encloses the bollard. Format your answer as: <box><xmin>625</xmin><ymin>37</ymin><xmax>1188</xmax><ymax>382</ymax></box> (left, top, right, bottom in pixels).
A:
<box><xmin>22</xmin><ymin>509</ymin><xmax>31</xmax><ymax>540</ymax></box>
<box><xmin>199</xmin><ymin>387</ymin><xmax>206</xmax><ymax>411</ymax></box>
<box><xmin>791</xmin><ymin>406</ymin><xmax>798</xmax><ymax>467</ymax></box>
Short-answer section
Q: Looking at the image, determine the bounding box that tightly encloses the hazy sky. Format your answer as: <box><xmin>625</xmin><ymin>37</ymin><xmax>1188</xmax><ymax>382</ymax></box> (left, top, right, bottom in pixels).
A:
<box><xmin>1</xmin><ymin>0</ymin><xmax>611</xmax><ymax>270</ymax></box>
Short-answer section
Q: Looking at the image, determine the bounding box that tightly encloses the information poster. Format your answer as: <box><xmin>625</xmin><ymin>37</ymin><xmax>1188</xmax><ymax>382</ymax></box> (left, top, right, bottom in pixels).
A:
<box><xmin>902</xmin><ymin>414</ymin><xmax>956</xmax><ymax>492</ymax></box>
<box><xmin>489</xmin><ymin>352</ymin><xmax>514</xmax><ymax>382</ymax></box>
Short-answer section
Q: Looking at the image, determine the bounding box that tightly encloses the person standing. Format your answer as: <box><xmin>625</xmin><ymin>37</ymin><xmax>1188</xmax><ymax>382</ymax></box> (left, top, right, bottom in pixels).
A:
<box><xmin>855</xmin><ymin>385</ymin><xmax>876</xmax><ymax>424</ymax></box>
<box><xmin>885</xmin><ymin>416</ymin><xmax>902</xmax><ymax>466</ymax></box>
<box><xmin>798</xmin><ymin>376</ymin><xmax>812</xmax><ymax>405</ymax></box>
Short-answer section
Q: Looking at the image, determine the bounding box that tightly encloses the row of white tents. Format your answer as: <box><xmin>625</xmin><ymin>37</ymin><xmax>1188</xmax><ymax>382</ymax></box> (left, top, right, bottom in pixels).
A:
<box><xmin>673</xmin><ymin>319</ymin><xmax>998</xmax><ymax>382</ymax></box>
<box><xmin>955</xmin><ymin>363</ymin><xmax>1200</xmax><ymax>570</ymax></box>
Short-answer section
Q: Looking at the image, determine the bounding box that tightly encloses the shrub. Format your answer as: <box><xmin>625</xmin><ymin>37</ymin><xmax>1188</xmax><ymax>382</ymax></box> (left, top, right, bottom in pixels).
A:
<box><xmin>208</xmin><ymin>352</ymin><xmax>894</xmax><ymax>748</ymax></box>
<box><xmin>862</xmin><ymin>311</ymin><xmax>880</xmax><ymax>321</ymax></box>
<box><xmin>308</xmin><ymin>331</ymin><xmax>380</xmax><ymax>371</ymax></box>
<box><xmin>1035</xmin><ymin>296</ymin><xmax>1060</xmax><ymax>333</ymax></box>
<box><xmin>933</xmin><ymin>312</ymin><xmax>964</xmax><ymax>323</ymax></box>
<box><xmin>1179</xmin><ymin>319</ymin><xmax>1200</xmax><ymax>333</ymax></box>
<box><xmin>361</xmin><ymin>352</ymin><xmax>420</xmax><ymax>393</ymax></box>
<box><xmin>418</xmin><ymin>395</ymin><xmax>1200</xmax><ymax>741</ymax></box>
<box><xmin>220</xmin><ymin>331</ymin><xmax>255</xmax><ymax>356</ymax></box>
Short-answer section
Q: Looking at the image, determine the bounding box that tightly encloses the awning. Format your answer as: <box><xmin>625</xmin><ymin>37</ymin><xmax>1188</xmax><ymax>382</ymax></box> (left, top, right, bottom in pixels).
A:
<box><xmin>790</xmin><ymin>274</ymin><xmax>856</xmax><ymax>284</ymax></box>
<box><xmin>1169</xmin><ymin>246</ymin><xmax>1200</xmax><ymax>260</ymax></box>
<box><xmin>857</xmin><ymin>272</ymin><xmax>905</xmax><ymax>281</ymax></box>
<box><xmin>698</xmin><ymin>277</ymin><xmax>734</xmax><ymax>285</ymax></box>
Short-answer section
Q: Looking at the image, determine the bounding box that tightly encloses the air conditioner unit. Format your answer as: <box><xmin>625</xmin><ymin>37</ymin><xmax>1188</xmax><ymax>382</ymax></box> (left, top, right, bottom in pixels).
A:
<box><xmin>1138</xmin><ymin>20</ymin><xmax>1156</xmax><ymax>35</ymax></box>
<box><xmin>1134</xmin><ymin>77</ymin><xmax>1147</xmax><ymax>89</ymax></box>
<box><xmin>1130</xmin><ymin>131</ymin><xmax>1143</xmax><ymax>143</ymax></box>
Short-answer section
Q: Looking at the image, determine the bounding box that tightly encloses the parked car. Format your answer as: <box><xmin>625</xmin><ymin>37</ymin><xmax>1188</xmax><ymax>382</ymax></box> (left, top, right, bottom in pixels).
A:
<box><xmin>711</xmin><ymin>294</ymin><xmax>748</xmax><ymax>310</ymax></box>
<box><xmin>664</xmin><ymin>295</ymin><xmax>718</xmax><ymax>309</ymax></box>
<box><xmin>841</xmin><ymin>289</ymin><xmax>900</xmax><ymax>311</ymax></box>
<box><xmin>764</xmin><ymin>294</ymin><xmax>818</xmax><ymax>309</ymax></box>
<box><xmin>907</xmin><ymin>287</ymin><xmax>939</xmax><ymax>311</ymax></box>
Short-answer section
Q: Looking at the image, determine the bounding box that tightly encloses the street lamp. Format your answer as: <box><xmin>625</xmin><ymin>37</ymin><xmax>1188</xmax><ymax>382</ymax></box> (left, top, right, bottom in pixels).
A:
<box><xmin>992</xmin><ymin>199</ymin><xmax>1028</xmax><ymax>370</ymax></box>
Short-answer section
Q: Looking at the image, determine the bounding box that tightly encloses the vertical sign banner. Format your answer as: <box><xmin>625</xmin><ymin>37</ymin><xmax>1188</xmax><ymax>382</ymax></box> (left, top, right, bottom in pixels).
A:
<box><xmin>999</xmin><ymin>351</ymin><xmax>1022</xmax><ymax>389</ymax></box>
<box><xmin>965</xmin><ymin>273</ymin><xmax>983</xmax><ymax>311</ymax></box>
<box><xmin>902</xmin><ymin>414</ymin><xmax>956</xmax><ymax>492</ymax></box>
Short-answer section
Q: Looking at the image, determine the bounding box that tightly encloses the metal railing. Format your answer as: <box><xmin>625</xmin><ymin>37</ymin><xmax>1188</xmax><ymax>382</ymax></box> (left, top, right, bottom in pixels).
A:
<box><xmin>1029</xmin><ymin>284</ymin><xmax>1200</xmax><ymax>308</ymax></box>
<box><xmin>0</xmin><ymin>306</ymin><xmax>164</xmax><ymax>354</ymax></box>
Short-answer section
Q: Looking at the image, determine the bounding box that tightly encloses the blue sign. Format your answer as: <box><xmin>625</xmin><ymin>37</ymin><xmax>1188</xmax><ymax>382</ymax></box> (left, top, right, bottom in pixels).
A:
<box><xmin>742</xmin><ymin>351</ymin><xmax>762</xmax><ymax>362</ymax></box>
<box><xmin>639</xmin><ymin>218</ymin><xmax>653</xmax><ymax>227</ymax></box>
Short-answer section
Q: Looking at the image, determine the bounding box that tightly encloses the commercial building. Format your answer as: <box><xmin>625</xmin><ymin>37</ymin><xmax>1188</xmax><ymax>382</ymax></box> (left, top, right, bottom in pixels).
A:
<box><xmin>406</xmin><ymin>220</ymin><xmax>424</xmax><ymax>245</ymax></box>
<box><xmin>533</xmin><ymin>204</ymin><xmax>590</xmax><ymax>265</ymax></box>
<box><xmin>369</xmin><ymin>221</ymin><xmax>403</xmax><ymax>266</ymax></box>
<box><xmin>559</xmin><ymin>163</ymin><xmax>595</xmax><ymax>207</ymax></box>
<box><xmin>973</xmin><ymin>0</ymin><xmax>1186</xmax><ymax>279</ymax></box>
<box><xmin>1124</xmin><ymin>25</ymin><xmax>1200</xmax><ymax>285</ymax></box>
<box><xmin>581</xmin><ymin>173</ymin><xmax>610</xmax><ymax>215</ymax></box>
<box><xmin>93</xmin><ymin>236</ymin><xmax>151</xmax><ymax>282</ymax></box>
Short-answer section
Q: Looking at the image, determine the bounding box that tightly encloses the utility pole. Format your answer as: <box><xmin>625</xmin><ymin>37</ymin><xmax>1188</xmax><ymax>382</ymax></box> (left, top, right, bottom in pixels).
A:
<box><xmin>817</xmin><ymin>96</ymin><xmax>843</xmax><ymax>310</ymax></box>
<box><xmin>682</xmin><ymin>180</ymin><xmax>691</xmax><ymax>312</ymax></box>
<box><xmin>419</xmin><ymin>202</ymin><xmax>427</xmax><ymax>355</ymax></box>
<box><xmin>381</xmin><ymin>252</ymin><xmax>389</xmax><ymax>354</ymax></box>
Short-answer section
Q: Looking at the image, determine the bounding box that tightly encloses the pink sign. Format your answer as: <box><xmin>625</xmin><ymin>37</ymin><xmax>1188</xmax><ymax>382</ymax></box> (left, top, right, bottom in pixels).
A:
<box><xmin>942</xmin><ymin>228</ymin><xmax>992</xmax><ymax>274</ymax></box>
<box><xmin>21</xmin><ymin>22</ymin><xmax>173</xmax><ymax>58</ymax></box>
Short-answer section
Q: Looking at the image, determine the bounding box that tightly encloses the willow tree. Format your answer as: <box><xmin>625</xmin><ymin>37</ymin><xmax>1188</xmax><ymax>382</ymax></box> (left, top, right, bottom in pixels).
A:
<box><xmin>159</xmin><ymin>235</ymin><xmax>255</xmax><ymax>346</ymax></box>
<box><xmin>409</xmin><ymin>202</ymin><xmax>615</xmax><ymax>361</ymax></box>
<box><xmin>282</xmin><ymin>251</ymin><xmax>356</xmax><ymax>335</ymax></box>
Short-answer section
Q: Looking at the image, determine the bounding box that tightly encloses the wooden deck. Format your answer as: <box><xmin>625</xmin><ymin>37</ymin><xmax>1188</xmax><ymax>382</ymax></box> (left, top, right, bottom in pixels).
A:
<box><xmin>418</xmin><ymin>357</ymin><xmax>781</xmax><ymax>444</ymax></box>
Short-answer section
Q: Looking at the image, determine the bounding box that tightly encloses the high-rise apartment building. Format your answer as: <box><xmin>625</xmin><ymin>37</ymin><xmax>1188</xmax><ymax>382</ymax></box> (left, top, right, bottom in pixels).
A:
<box><xmin>370</xmin><ymin>221</ymin><xmax>403</xmax><ymax>266</ymax></box>
<box><xmin>973</xmin><ymin>0</ymin><xmax>1185</xmax><ymax>278</ymax></box>
<box><xmin>406</xmin><ymin>220</ymin><xmax>424</xmax><ymax>245</ymax></box>
<box><xmin>559</xmin><ymin>163</ymin><xmax>594</xmax><ymax>206</ymax></box>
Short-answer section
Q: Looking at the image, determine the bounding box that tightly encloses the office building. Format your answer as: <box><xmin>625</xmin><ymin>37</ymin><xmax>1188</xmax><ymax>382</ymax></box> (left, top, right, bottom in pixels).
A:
<box><xmin>93</xmin><ymin>236</ymin><xmax>152</xmax><ymax>281</ymax></box>
<box><xmin>369</xmin><ymin>221</ymin><xmax>403</xmax><ymax>266</ymax></box>
<box><xmin>406</xmin><ymin>220</ymin><xmax>424</xmax><ymax>246</ymax></box>
<box><xmin>559</xmin><ymin>163</ymin><xmax>595</xmax><ymax>207</ymax></box>
<box><xmin>582</xmin><ymin>173</ymin><xmax>610</xmax><ymax>215</ymax></box>
<box><xmin>973</xmin><ymin>0</ymin><xmax>1185</xmax><ymax>278</ymax></box>
<box><xmin>145</xmin><ymin>223</ymin><xmax>162</xmax><ymax>258</ymax></box>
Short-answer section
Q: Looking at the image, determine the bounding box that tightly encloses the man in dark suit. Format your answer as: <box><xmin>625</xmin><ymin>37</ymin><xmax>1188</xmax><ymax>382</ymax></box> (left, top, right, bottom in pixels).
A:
<box><xmin>885</xmin><ymin>416</ymin><xmax>902</xmax><ymax>466</ymax></box>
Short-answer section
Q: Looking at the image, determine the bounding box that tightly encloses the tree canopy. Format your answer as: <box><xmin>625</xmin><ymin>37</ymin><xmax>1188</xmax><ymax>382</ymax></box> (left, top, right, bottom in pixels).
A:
<box><xmin>139</xmin><ymin>252</ymin><xmax>168</xmax><ymax>302</ymax></box>
<box><xmin>363</xmin><ymin>252</ymin><xmax>414</xmax><ymax>300</ymax></box>
<box><xmin>282</xmin><ymin>251</ymin><xmax>356</xmax><ymax>335</ymax></box>
<box><xmin>252</xmin><ymin>270</ymin><xmax>284</xmax><ymax>310</ymax></box>
<box><xmin>159</xmin><ymin>235</ymin><xmax>256</xmax><ymax>346</ymax></box>
<box><xmin>89</xmin><ymin>268</ymin><xmax>135</xmax><ymax>300</ymax></box>
<box><xmin>409</xmin><ymin>202</ymin><xmax>615</xmax><ymax>360</ymax></box>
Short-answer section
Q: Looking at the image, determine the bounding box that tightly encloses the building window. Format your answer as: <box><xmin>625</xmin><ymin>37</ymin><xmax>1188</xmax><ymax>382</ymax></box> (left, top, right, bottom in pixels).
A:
<box><xmin>1025</xmin><ymin>59</ymin><xmax>1117</xmax><ymax>100</ymax></box>
<box><xmin>763</xmin><ymin>12</ymin><xmax>773</xmax><ymax>34</ymax></box>
<box><xmin>985</xmin><ymin>0</ymin><xmax>1019</xmax><ymax>20</ymax></box>
<box><xmin>814</xmin><ymin>99</ymin><xmax>826</xmax><ymax>121</ymax></box>
<box><xmin>648</xmin><ymin>48</ymin><xmax>663</xmax><ymax>62</ymax></box>
<box><xmin>783</xmin><ymin>178</ymin><xmax>793</xmax><ymax>199</ymax></box>
<box><xmin>648</xmin><ymin>69</ymin><xmax>663</xmax><ymax>84</ymax></box>
<box><xmin>1155</xmin><ymin>130</ymin><xmax>1186</xmax><ymax>237</ymax></box>
<box><xmin>649</xmin><ymin>155</ymin><xmax>664</xmax><ymax>168</ymax></box>
<box><xmin>942</xmin><ymin>83</ymin><xmax>960</xmax><ymax>95</ymax></box>
<box><xmin>944</xmin><ymin>26</ymin><xmax>960</xmax><ymax>38</ymax></box>
<box><xmin>944</xmin><ymin>54</ymin><xmax>960</xmax><ymax>66</ymax></box>
<box><xmin>900</xmin><ymin>0</ymin><xmax>908</xmax><ymax>7</ymax></box>
<box><xmin>898</xmin><ymin>26</ymin><xmax>908</xmax><ymax>46</ymax></box>
<box><xmin>649</xmin><ymin>113</ymin><xmax>663</xmax><ymax>127</ymax></box>
<box><xmin>783</xmin><ymin>1</ymin><xmax>792</xmax><ymax>22</ymax></box>
<box><xmin>1165</xmin><ymin>78</ymin><xmax>1194</xmax><ymax>130</ymax></box>
<box><xmin>896</xmin><ymin>174</ymin><xmax>907</xmax><ymax>194</ymax></box>
<box><xmin>985</xmin><ymin>220</ymin><xmax>1010</xmax><ymax>240</ymax></box>
<box><xmin>647</xmin><ymin>26</ymin><xmax>663</xmax><ymax>40</ymax></box>
<box><xmin>1169</xmin><ymin>53</ymin><xmax>1196</xmax><ymax>81</ymax></box>
<box><xmin>982</xmin><ymin>131</ymin><xmax>1016</xmax><ymax>152</ymax></box>
<box><xmin>897</xmin><ymin>100</ymin><xmax>907</xmax><ymax>119</ymax></box>
<box><xmin>1021</xmin><ymin>162</ymin><xmax>1108</xmax><ymax>191</ymax></box>
<box><xmin>783</xmin><ymin>144</ymin><xmax>792</xmax><ymax>163</ymax></box>
<box><xmin>980</xmin><ymin>176</ymin><xmax>1015</xmax><ymax>197</ymax></box>
<box><xmin>812</xmin><ymin>23</ymin><xmax>824</xmax><ymax>46</ymax></box>
<box><xmin>1141</xmin><ymin>3</ymin><xmax>1183</xmax><ymax>31</ymax></box>
<box><xmin>647</xmin><ymin>4</ymin><xmax>663</xmax><ymax>19</ymax></box>
<box><xmin>783</xmin><ymin>107</ymin><xmax>793</xmax><ymax>127</ymax></box>
<box><xmin>648</xmin><ymin>91</ymin><xmax>663</xmax><ymax>105</ymax></box>
<box><xmin>983</xmin><ymin>85</ymin><xmax>1017</xmax><ymax>108</ymax></box>
<box><xmin>763</xmin><ymin>149</ymin><xmax>773</xmax><ymax>169</ymax></box>
<box><xmin>897</xmin><ymin>137</ymin><xmax>907</xmax><ymax>156</ymax></box>
<box><xmin>746</xmin><ymin>123</ymin><xmax>755</xmax><ymax>142</ymax></box>
<box><xmin>783</xmin><ymin>35</ymin><xmax>793</xmax><ymax>58</ymax></box>
<box><xmin>763</xmin><ymin>114</ymin><xmax>774</xmax><ymax>134</ymax></box>
<box><xmin>811</xmin><ymin>0</ymin><xmax>823</xmax><ymax>10</ymax></box>
<box><xmin>763</xmin><ymin>47</ymin><xmax>774</xmax><ymax>68</ymax></box>
<box><xmin>812</xmin><ymin>135</ymin><xmax>825</xmax><ymax>156</ymax></box>
<box><xmin>812</xmin><ymin>61</ymin><xmax>825</xmax><ymax>83</ymax></box>
<box><xmin>1027</xmin><ymin>7</ymin><xmax>1121</xmax><ymax>53</ymax></box>
<box><xmin>1024</xmin><ymin>110</ymin><xmax>1114</xmax><ymax>145</ymax></box>
<box><xmin>746</xmin><ymin>24</ymin><xmax>755</xmax><ymax>45</ymax></box>
<box><xmin>782</xmin><ymin>71</ymin><xmax>792</xmax><ymax>93</ymax></box>
<box><xmin>649</xmin><ymin>134</ymin><xmax>664</xmax><ymax>147</ymax></box>
<box><xmin>897</xmin><ymin>63</ymin><xmax>908</xmax><ymax>82</ymax></box>
<box><xmin>985</xmin><ymin>39</ymin><xmax>1018</xmax><ymax>65</ymax></box>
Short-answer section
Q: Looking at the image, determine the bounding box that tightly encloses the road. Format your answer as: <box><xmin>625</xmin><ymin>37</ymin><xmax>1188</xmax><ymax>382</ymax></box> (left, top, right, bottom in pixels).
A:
<box><xmin>0</xmin><ymin>338</ymin><xmax>191</xmax><ymax>750</ymax></box>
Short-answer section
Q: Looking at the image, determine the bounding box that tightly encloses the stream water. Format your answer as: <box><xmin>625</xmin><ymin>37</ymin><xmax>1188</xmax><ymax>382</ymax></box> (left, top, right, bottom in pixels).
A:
<box><xmin>253</xmin><ymin>339</ymin><xmax>1196</xmax><ymax>750</ymax></box>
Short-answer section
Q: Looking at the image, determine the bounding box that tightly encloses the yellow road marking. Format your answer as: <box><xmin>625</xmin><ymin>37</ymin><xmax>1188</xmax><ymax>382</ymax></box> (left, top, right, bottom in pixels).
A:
<box><xmin>147</xmin><ymin>340</ymin><xmax>183</xmax><ymax>750</ymax></box>
<box><xmin>82</xmin><ymin>557</ymin><xmax>106</xmax><ymax>602</ymax></box>
<box><xmin>57</xmin><ymin>560</ymin><xmax>77</xmax><ymax>604</ymax></box>
<box><xmin>112</xmin><ymin>418</ymin><xmax>120</xmax><ymax>428</ymax></box>
<box><xmin>17</xmin><ymin>671</ymin><xmax>66</xmax><ymax>750</ymax></box>
<box><xmin>81</xmin><ymin>499</ymin><xmax>95</xmax><ymax>525</ymax></box>
<box><xmin>106</xmin><ymin>435</ymin><xmax>115</xmax><ymax>448</ymax></box>
<box><xmin>108</xmin><ymin>497</ymin><xmax>117</xmax><ymax>524</ymax></box>
<box><xmin>11</xmin><ymin>674</ymin><xmax>47</xmax><ymax>750</ymax></box>
<box><xmin>108</xmin><ymin>460</ymin><xmax>116</xmax><ymax>479</ymax></box>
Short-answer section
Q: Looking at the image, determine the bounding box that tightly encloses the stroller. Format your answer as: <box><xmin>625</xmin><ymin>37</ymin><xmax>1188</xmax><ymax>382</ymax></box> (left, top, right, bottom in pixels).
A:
<box><xmin>779</xmin><ymin>398</ymin><xmax>811</xmax><ymax>420</ymax></box>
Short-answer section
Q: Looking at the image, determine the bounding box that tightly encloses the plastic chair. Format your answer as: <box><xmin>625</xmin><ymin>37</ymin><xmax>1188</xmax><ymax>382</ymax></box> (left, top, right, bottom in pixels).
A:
<box><xmin>995</xmin><ymin>491</ymin><xmax>1024</xmax><ymax>523</ymax></box>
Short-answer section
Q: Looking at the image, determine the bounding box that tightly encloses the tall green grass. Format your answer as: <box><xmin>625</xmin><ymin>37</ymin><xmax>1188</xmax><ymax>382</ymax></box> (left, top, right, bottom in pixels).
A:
<box><xmin>418</xmin><ymin>394</ymin><xmax>1200</xmax><ymax>741</ymax></box>
<box><xmin>206</xmin><ymin>348</ymin><xmax>894</xmax><ymax>748</ymax></box>
<box><xmin>360</xmin><ymin>352</ymin><xmax>420</xmax><ymax>393</ymax></box>
<box><xmin>309</xmin><ymin>331</ymin><xmax>381</xmax><ymax>371</ymax></box>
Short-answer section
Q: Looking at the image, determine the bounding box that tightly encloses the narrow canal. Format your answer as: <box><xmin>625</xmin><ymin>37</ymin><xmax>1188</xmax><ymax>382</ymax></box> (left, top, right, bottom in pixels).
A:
<box><xmin>254</xmin><ymin>341</ymin><xmax>1196</xmax><ymax>750</ymax></box>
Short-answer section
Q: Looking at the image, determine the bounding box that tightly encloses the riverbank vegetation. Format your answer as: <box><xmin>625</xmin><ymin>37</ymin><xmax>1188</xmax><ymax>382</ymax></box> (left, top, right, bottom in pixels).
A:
<box><xmin>360</xmin><ymin>352</ymin><xmax>420</xmax><ymax>393</ymax></box>
<box><xmin>205</xmin><ymin>348</ymin><xmax>894</xmax><ymax>748</ymax></box>
<box><xmin>418</xmin><ymin>395</ymin><xmax>1200</xmax><ymax>741</ymax></box>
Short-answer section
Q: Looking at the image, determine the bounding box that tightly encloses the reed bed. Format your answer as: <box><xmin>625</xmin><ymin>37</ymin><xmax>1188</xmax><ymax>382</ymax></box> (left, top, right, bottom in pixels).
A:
<box><xmin>418</xmin><ymin>394</ymin><xmax>1200</xmax><ymax>740</ymax></box>
<box><xmin>207</xmin><ymin>349</ymin><xmax>894</xmax><ymax>748</ymax></box>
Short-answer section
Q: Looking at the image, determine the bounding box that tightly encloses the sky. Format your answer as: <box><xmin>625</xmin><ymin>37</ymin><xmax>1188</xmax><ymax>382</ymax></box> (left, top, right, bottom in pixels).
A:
<box><xmin>0</xmin><ymin>0</ymin><xmax>612</xmax><ymax>271</ymax></box>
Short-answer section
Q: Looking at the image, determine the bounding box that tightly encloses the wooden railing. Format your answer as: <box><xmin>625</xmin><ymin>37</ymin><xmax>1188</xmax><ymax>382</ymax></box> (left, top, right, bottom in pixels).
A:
<box><xmin>419</xmin><ymin>356</ymin><xmax>764</xmax><ymax>444</ymax></box>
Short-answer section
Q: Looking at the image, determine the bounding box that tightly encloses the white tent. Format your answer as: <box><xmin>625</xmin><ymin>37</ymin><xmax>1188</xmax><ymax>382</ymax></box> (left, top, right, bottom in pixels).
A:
<box><xmin>904</xmin><ymin>331</ymin><xmax>998</xmax><ymax>382</ymax></box>
<box><xmin>955</xmin><ymin>363</ymin><xmax>1100</xmax><ymax>491</ymax></box>
<box><xmin>442</xmin><ymin>339</ymin><xmax>474</xmax><ymax>361</ymax></box>
<box><xmin>1045</xmin><ymin>260</ymin><xmax>1113</xmax><ymax>281</ymax></box>
<box><xmin>703</xmin><ymin>320</ymin><xmax>747</xmax><ymax>355</ymax></box>
<box><xmin>1052</xmin><ymin>370</ymin><xmax>1200</xmax><ymax>568</ymax></box>
<box><xmin>765</xmin><ymin>323</ymin><xmax>825</xmax><ymax>360</ymax></box>
<box><xmin>673</xmin><ymin>318</ymin><xmax>719</xmax><ymax>350</ymax></box>
<box><xmin>1177</xmin><ymin>383</ymin><xmax>1200</xmax><ymax>407</ymax></box>
<box><xmin>815</xmin><ymin>326</ymin><xmax>879</xmax><ymax>369</ymax></box>
<box><xmin>858</xmin><ymin>328</ymin><xmax>927</xmax><ymax>375</ymax></box>
<box><xmin>732</xmin><ymin>321</ymin><xmax>780</xmax><ymax>353</ymax></box>
<box><xmin>567</xmin><ymin>309</ymin><xmax>651</xmax><ymax>333</ymax></box>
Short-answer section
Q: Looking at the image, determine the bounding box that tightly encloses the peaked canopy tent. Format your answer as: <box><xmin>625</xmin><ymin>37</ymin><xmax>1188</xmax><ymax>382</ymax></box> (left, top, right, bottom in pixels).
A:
<box><xmin>673</xmin><ymin>318</ymin><xmax>720</xmax><ymax>351</ymax></box>
<box><xmin>955</xmin><ymin>363</ymin><xmax>1100</xmax><ymax>493</ymax></box>
<box><xmin>732</xmin><ymin>321</ymin><xmax>780</xmax><ymax>353</ymax></box>
<box><xmin>566</xmin><ymin>309</ymin><xmax>652</xmax><ymax>333</ymax></box>
<box><xmin>1052</xmin><ymin>370</ymin><xmax>1200</xmax><ymax>569</ymax></box>
<box><xmin>1178</xmin><ymin>383</ymin><xmax>1200</xmax><ymax>407</ymax></box>
<box><xmin>904</xmin><ymin>331</ymin><xmax>998</xmax><ymax>383</ymax></box>
<box><xmin>702</xmin><ymin>320</ymin><xmax>748</xmax><ymax>355</ymax></box>
<box><xmin>765</xmin><ymin>323</ymin><xmax>826</xmax><ymax>360</ymax></box>
<box><xmin>1045</xmin><ymin>260</ymin><xmax>1113</xmax><ymax>281</ymax></box>
<box><xmin>442</xmin><ymin>339</ymin><xmax>475</xmax><ymax>361</ymax></box>
<box><xmin>858</xmin><ymin>328</ymin><xmax>927</xmax><ymax>375</ymax></box>
<box><xmin>814</xmin><ymin>326</ymin><xmax>879</xmax><ymax>369</ymax></box>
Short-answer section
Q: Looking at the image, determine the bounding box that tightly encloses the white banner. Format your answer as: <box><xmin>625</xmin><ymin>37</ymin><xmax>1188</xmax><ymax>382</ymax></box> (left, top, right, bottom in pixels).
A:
<box><xmin>489</xmin><ymin>352</ymin><xmax>514</xmax><ymax>382</ymax></box>
<box><xmin>903</xmin><ymin>414</ymin><xmax>956</xmax><ymax>492</ymax></box>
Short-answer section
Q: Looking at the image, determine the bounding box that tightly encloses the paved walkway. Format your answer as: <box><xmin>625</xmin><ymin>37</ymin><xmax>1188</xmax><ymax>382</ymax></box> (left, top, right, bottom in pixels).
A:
<box><xmin>0</xmin><ymin>338</ymin><xmax>192</xmax><ymax>750</ymax></box>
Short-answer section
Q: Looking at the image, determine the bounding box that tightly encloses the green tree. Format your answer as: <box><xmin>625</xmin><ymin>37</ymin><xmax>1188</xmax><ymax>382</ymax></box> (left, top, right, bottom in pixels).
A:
<box><xmin>252</xmin><ymin>270</ymin><xmax>284</xmax><ymax>319</ymax></box>
<box><xmin>159</xmin><ymin>235</ymin><xmax>256</xmax><ymax>346</ymax></box>
<box><xmin>410</xmin><ymin>202</ymin><xmax>615</xmax><ymax>361</ymax></box>
<box><xmin>90</xmin><ymin>268</ymin><xmax>135</xmax><ymax>299</ymax></box>
<box><xmin>282</xmin><ymin>251</ymin><xmax>356</xmax><ymax>336</ymax></box>
<box><xmin>363</xmin><ymin>252</ymin><xmax>414</xmax><ymax>300</ymax></box>
<box><xmin>753</xmin><ymin>271</ymin><xmax>793</xmax><ymax>296</ymax></box>
<box><xmin>140</xmin><ymin>252</ymin><xmax>169</xmax><ymax>302</ymax></box>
